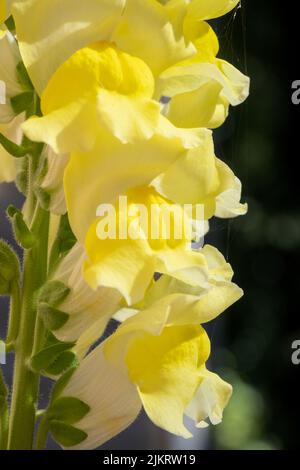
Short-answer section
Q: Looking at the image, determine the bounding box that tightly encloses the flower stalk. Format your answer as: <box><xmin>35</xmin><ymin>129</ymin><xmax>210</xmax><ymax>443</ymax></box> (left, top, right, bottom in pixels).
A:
<box><xmin>8</xmin><ymin>203</ymin><xmax>49</xmax><ymax>450</ymax></box>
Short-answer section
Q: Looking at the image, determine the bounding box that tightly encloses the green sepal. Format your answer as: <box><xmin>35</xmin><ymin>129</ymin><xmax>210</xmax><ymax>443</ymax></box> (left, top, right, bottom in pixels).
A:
<box><xmin>10</xmin><ymin>211</ymin><xmax>36</xmax><ymax>250</ymax></box>
<box><xmin>45</xmin><ymin>351</ymin><xmax>78</xmax><ymax>376</ymax></box>
<box><xmin>38</xmin><ymin>280</ymin><xmax>70</xmax><ymax>308</ymax></box>
<box><xmin>10</xmin><ymin>91</ymin><xmax>34</xmax><ymax>115</ymax></box>
<box><xmin>49</xmin><ymin>420</ymin><xmax>87</xmax><ymax>448</ymax></box>
<box><xmin>5</xmin><ymin>15</ymin><xmax>15</xmax><ymax>32</ymax></box>
<box><xmin>48</xmin><ymin>397</ymin><xmax>90</xmax><ymax>425</ymax></box>
<box><xmin>15</xmin><ymin>157</ymin><xmax>29</xmax><ymax>195</ymax></box>
<box><xmin>16</xmin><ymin>61</ymin><xmax>34</xmax><ymax>91</ymax></box>
<box><xmin>50</xmin><ymin>367</ymin><xmax>77</xmax><ymax>403</ymax></box>
<box><xmin>31</xmin><ymin>342</ymin><xmax>75</xmax><ymax>373</ymax></box>
<box><xmin>49</xmin><ymin>214</ymin><xmax>77</xmax><ymax>274</ymax></box>
<box><xmin>0</xmin><ymin>133</ymin><xmax>33</xmax><ymax>158</ymax></box>
<box><xmin>38</xmin><ymin>302</ymin><xmax>69</xmax><ymax>331</ymax></box>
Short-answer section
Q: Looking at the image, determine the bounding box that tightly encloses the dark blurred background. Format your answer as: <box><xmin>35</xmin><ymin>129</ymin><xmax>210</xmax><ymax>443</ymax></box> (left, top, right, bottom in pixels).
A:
<box><xmin>1</xmin><ymin>0</ymin><xmax>299</xmax><ymax>450</ymax></box>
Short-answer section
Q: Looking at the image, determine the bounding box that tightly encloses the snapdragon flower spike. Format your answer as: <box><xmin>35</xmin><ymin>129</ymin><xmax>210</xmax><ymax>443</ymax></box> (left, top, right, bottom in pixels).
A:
<box><xmin>59</xmin><ymin>256</ymin><xmax>242</xmax><ymax>449</ymax></box>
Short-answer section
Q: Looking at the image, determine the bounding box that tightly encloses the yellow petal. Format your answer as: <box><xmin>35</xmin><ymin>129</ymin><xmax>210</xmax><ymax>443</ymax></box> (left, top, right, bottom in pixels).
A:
<box><xmin>152</xmin><ymin>144</ymin><xmax>247</xmax><ymax>221</ymax></box>
<box><xmin>0</xmin><ymin>0</ymin><xmax>9</xmax><ymax>24</ymax></box>
<box><xmin>65</xmin><ymin>121</ymin><xmax>205</xmax><ymax>243</ymax></box>
<box><xmin>112</xmin><ymin>0</ymin><xmax>196</xmax><ymax>77</ymax></box>
<box><xmin>140</xmin><ymin>281</ymin><xmax>243</xmax><ymax>326</ymax></box>
<box><xmin>183</xmin><ymin>19</ymin><xmax>219</xmax><ymax>58</ymax></box>
<box><xmin>215</xmin><ymin>158</ymin><xmax>248</xmax><ymax>218</ymax></box>
<box><xmin>84</xmin><ymin>220</ymin><xmax>156</xmax><ymax>306</ymax></box>
<box><xmin>151</xmin><ymin>131</ymin><xmax>220</xmax><ymax>207</ymax></box>
<box><xmin>166</xmin><ymin>81</ymin><xmax>229</xmax><ymax>129</ymax></box>
<box><xmin>82</xmin><ymin>187</ymin><xmax>196</xmax><ymax>305</ymax></box>
<box><xmin>157</xmin><ymin>60</ymin><xmax>249</xmax><ymax>129</ymax></box>
<box><xmin>201</xmin><ymin>245</ymin><xmax>233</xmax><ymax>282</ymax></box>
<box><xmin>185</xmin><ymin>367</ymin><xmax>232</xmax><ymax>426</ymax></box>
<box><xmin>12</xmin><ymin>0</ymin><xmax>126</xmax><ymax>93</ymax></box>
<box><xmin>125</xmin><ymin>324</ymin><xmax>210</xmax><ymax>438</ymax></box>
<box><xmin>22</xmin><ymin>42</ymin><xmax>161</xmax><ymax>151</ymax></box>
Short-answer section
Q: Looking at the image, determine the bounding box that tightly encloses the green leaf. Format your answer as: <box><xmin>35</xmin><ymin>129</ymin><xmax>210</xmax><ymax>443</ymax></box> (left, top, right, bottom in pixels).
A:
<box><xmin>10</xmin><ymin>91</ymin><xmax>34</xmax><ymax>115</ymax></box>
<box><xmin>51</xmin><ymin>367</ymin><xmax>77</xmax><ymax>403</ymax></box>
<box><xmin>31</xmin><ymin>342</ymin><xmax>75</xmax><ymax>373</ymax></box>
<box><xmin>45</xmin><ymin>351</ymin><xmax>78</xmax><ymax>376</ymax></box>
<box><xmin>0</xmin><ymin>240</ymin><xmax>20</xmax><ymax>282</ymax></box>
<box><xmin>38</xmin><ymin>281</ymin><xmax>70</xmax><ymax>308</ymax></box>
<box><xmin>0</xmin><ymin>133</ymin><xmax>33</xmax><ymax>158</ymax></box>
<box><xmin>11</xmin><ymin>212</ymin><xmax>36</xmax><ymax>250</ymax></box>
<box><xmin>38</xmin><ymin>303</ymin><xmax>69</xmax><ymax>331</ymax></box>
<box><xmin>49</xmin><ymin>420</ymin><xmax>87</xmax><ymax>448</ymax></box>
<box><xmin>49</xmin><ymin>397</ymin><xmax>90</xmax><ymax>424</ymax></box>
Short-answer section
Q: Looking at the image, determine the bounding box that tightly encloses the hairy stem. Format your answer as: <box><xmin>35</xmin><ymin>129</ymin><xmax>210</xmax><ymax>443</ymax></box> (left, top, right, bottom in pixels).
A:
<box><xmin>8</xmin><ymin>205</ymin><xmax>49</xmax><ymax>450</ymax></box>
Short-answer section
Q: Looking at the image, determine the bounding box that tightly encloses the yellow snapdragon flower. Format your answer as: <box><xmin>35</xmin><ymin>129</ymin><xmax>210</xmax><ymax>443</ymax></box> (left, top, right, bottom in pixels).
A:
<box><xmin>63</xmin><ymin>129</ymin><xmax>246</xmax><ymax>305</ymax></box>
<box><xmin>61</xmin><ymin>258</ymin><xmax>241</xmax><ymax>448</ymax></box>
<box><xmin>47</xmin><ymin>242</ymin><xmax>239</xmax><ymax>361</ymax></box>
<box><xmin>74</xmin><ymin>244</ymin><xmax>242</xmax><ymax>358</ymax></box>
<box><xmin>155</xmin><ymin>1</ymin><xmax>249</xmax><ymax>128</ymax></box>
<box><xmin>21</xmin><ymin>42</ymin><xmax>169</xmax><ymax>152</ymax></box>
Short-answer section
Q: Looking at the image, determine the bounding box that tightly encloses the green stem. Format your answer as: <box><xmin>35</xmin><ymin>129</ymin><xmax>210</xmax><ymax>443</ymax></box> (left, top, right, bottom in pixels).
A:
<box><xmin>8</xmin><ymin>205</ymin><xmax>49</xmax><ymax>450</ymax></box>
<box><xmin>35</xmin><ymin>415</ymin><xmax>49</xmax><ymax>450</ymax></box>
<box><xmin>0</xmin><ymin>369</ymin><xmax>9</xmax><ymax>450</ymax></box>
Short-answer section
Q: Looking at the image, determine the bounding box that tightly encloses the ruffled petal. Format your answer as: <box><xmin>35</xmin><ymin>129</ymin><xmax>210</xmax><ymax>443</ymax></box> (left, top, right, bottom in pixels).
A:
<box><xmin>185</xmin><ymin>367</ymin><xmax>232</xmax><ymax>426</ymax></box>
